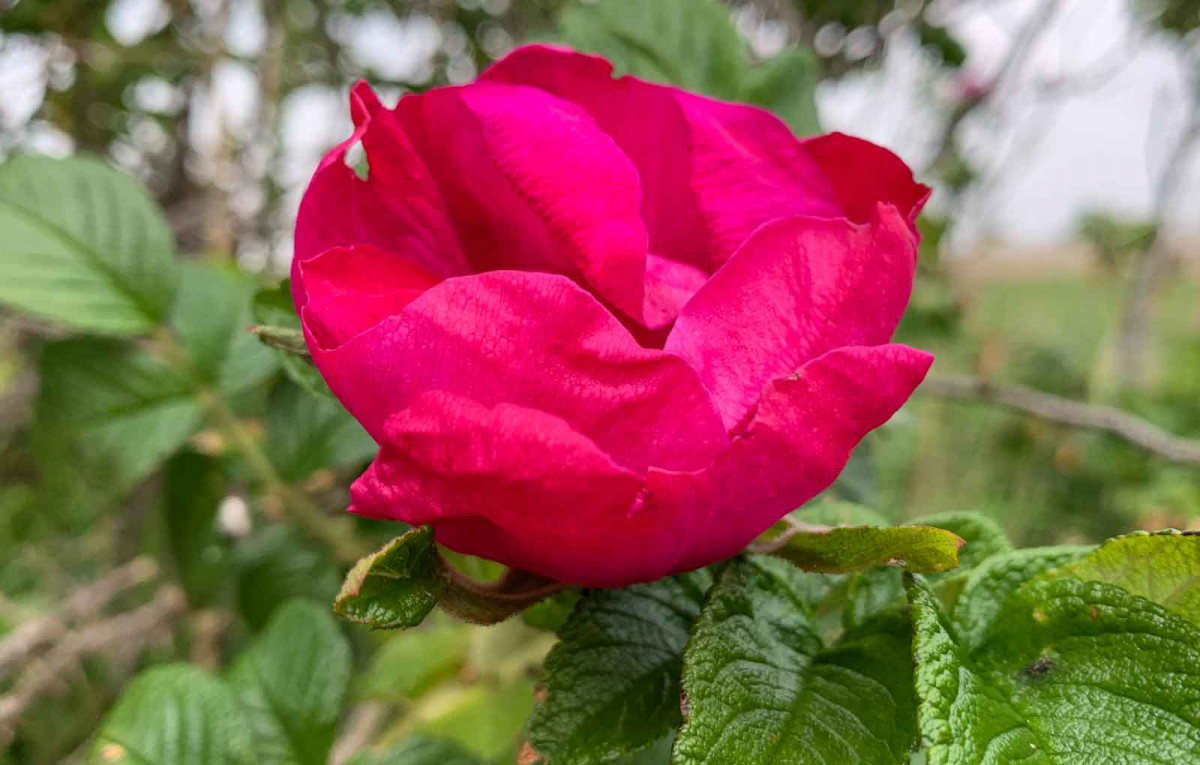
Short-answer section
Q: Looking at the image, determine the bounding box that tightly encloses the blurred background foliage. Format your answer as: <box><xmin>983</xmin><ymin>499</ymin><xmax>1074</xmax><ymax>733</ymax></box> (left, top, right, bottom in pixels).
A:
<box><xmin>0</xmin><ymin>0</ymin><xmax>1198</xmax><ymax>763</ymax></box>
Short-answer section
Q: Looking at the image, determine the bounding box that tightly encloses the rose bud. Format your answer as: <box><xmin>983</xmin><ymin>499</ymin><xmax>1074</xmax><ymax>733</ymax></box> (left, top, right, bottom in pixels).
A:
<box><xmin>291</xmin><ymin>45</ymin><xmax>933</xmax><ymax>587</ymax></box>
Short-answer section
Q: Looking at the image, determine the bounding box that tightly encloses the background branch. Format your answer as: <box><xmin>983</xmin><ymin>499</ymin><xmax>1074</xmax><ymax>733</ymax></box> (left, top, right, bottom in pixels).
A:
<box><xmin>0</xmin><ymin>585</ymin><xmax>187</xmax><ymax>749</ymax></box>
<box><xmin>0</xmin><ymin>557</ymin><xmax>159</xmax><ymax>681</ymax></box>
<box><xmin>921</xmin><ymin>374</ymin><xmax>1200</xmax><ymax>467</ymax></box>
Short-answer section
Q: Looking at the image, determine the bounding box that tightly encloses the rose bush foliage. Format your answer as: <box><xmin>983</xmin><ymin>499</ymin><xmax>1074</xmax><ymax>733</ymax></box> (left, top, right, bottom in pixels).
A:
<box><xmin>290</xmin><ymin>44</ymin><xmax>933</xmax><ymax>587</ymax></box>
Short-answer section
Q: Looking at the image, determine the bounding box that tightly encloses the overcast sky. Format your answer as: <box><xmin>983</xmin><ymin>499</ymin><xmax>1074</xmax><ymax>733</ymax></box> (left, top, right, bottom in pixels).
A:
<box><xmin>822</xmin><ymin>0</ymin><xmax>1199</xmax><ymax>246</ymax></box>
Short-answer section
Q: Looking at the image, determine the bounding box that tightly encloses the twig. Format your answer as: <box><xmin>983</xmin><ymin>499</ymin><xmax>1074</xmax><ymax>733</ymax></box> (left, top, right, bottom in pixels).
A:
<box><xmin>249</xmin><ymin>324</ymin><xmax>310</xmax><ymax>358</ymax></box>
<box><xmin>920</xmin><ymin>374</ymin><xmax>1200</xmax><ymax>467</ymax></box>
<box><xmin>329</xmin><ymin>703</ymin><xmax>391</xmax><ymax>765</ymax></box>
<box><xmin>0</xmin><ymin>585</ymin><xmax>187</xmax><ymax>748</ymax></box>
<box><xmin>1115</xmin><ymin>80</ymin><xmax>1200</xmax><ymax>390</ymax></box>
<box><xmin>926</xmin><ymin>0</ymin><xmax>1064</xmax><ymax>173</ymax></box>
<box><xmin>152</xmin><ymin>328</ymin><xmax>368</xmax><ymax>564</ymax></box>
<box><xmin>189</xmin><ymin>609</ymin><xmax>234</xmax><ymax>672</ymax></box>
<box><xmin>0</xmin><ymin>557</ymin><xmax>159</xmax><ymax>680</ymax></box>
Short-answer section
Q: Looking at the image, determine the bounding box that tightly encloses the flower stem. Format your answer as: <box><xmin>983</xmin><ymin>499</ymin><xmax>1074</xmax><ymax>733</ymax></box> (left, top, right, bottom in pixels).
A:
<box><xmin>152</xmin><ymin>327</ymin><xmax>369</xmax><ymax>564</ymax></box>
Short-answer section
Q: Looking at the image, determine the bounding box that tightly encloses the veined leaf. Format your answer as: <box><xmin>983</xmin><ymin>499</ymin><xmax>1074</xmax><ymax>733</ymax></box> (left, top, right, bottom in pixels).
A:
<box><xmin>526</xmin><ymin>570</ymin><xmax>713</xmax><ymax>764</ymax></box>
<box><xmin>34</xmin><ymin>262</ymin><xmax>278</xmax><ymax>495</ymax></box>
<box><xmin>236</xmin><ymin>525</ymin><xmax>341</xmax><ymax>631</ymax></box>
<box><xmin>911</xmin><ymin>511</ymin><xmax>1012</xmax><ymax>574</ymax></box>
<box><xmin>163</xmin><ymin>450</ymin><xmax>230</xmax><ymax>606</ymax></box>
<box><xmin>0</xmin><ymin>154</ymin><xmax>178</xmax><ymax>334</ymax></box>
<box><xmin>559</xmin><ymin>0</ymin><xmax>742</xmax><ymax>97</ymax></box>
<box><xmin>415</xmin><ymin>680</ymin><xmax>535</xmax><ymax>761</ymax></box>
<box><xmin>839</xmin><ymin>512</ymin><xmax>1010</xmax><ymax>629</ymax></box>
<box><xmin>358</xmin><ymin>623</ymin><xmax>470</xmax><ymax>703</ymax></box>
<box><xmin>348</xmin><ymin>735</ymin><xmax>481</xmax><ymax>765</ymax></box>
<box><xmin>252</xmin><ymin>280</ymin><xmax>333</xmax><ymax>398</ymax></box>
<box><xmin>169</xmin><ymin>262</ymin><xmax>277</xmax><ymax>397</ymax></box>
<box><xmin>89</xmin><ymin>665</ymin><xmax>254</xmax><ymax>765</ymax></box>
<box><xmin>755</xmin><ymin>521</ymin><xmax>963</xmax><ymax>574</ymax></box>
<box><xmin>266</xmin><ymin>381</ymin><xmax>375</xmax><ymax>483</ymax></box>
<box><xmin>227</xmin><ymin>600</ymin><xmax>352</xmax><ymax>765</ymax></box>
<box><xmin>950</xmin><ymin>546</ymin><xmax>1092</xmax><ymax>652</ymax></box>
<box><xmin>557</xmin><ymin>0</ymin><xmax>821</xmax><ymax>135</ymax></box>
<box><xmin>674</xmin><ymin>556</ymin><xmax>915</xmax><ymax>765</ymax></box>
<box><xmin>1045</xmin><ymin>530</ymin><xmax>1200</xmax><ymax>627</ymax></box>
<box><xmin>909</xmin><ymin>574</ymin><xmax>1200</xmax><ymax>764</ymax></box>
<box><xmin>910</xmin><ymin>510</ymin><xmax>1013</xmax><ymax>609</ymax></box>
<box><xmin>35</xmin><ymin>338</ymin><xmax>203</xmax><ymax>493</ymax></box>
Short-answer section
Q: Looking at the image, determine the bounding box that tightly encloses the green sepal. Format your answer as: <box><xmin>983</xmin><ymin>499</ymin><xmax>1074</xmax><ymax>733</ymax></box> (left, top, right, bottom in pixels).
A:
<box><xmin>335</xmin><ymin>526</ymin><xmax>563</xmax><ymax>629</ymax></box>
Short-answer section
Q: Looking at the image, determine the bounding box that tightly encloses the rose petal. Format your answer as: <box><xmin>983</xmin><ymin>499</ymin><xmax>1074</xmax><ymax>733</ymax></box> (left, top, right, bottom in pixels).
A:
<box><xmin>482</xmin><ymin>45</ymin><xmax>929</xmax><ymax>269</ymax></box>
<box><xmin>643</xmin><ymin>253</ymin><xmax>709</xmax><ymax>329</ymax></box>
<box><xmin>299</xmin><ymin>244</ymin><xmax>439</xmax><ymax>349</ymax></box>
<box><xmin>646</xmin><ymin>344</ymin><xmax>934</xmax><ymax>572</ymax></box>
<box><xmin>302</xmin><ymin>269</ymin><xmax>728</xmax><ymax>474</ymax></box>
<box><xmin>396</xmin><ymin>81</ymin><xmax>681</xmax><ymax>326</ymax></box>
<box><xmin>664</xmin><ymin>204</ymin><xmax>919</xmax><ymax>429</ymax></box>
<box><xmin>292</xmin><ymin>82</ymin><xmax>467</xmax><ymax>309</ymax></box>
<box><xmin>803</xmin><ymin>131</ymin><xmax>931</xmax><ymax>233</ymax></box>
<box><xmin>350</xmin><ymin>391</ymin><xmax>696</xmax><ymax>586</ymax></box>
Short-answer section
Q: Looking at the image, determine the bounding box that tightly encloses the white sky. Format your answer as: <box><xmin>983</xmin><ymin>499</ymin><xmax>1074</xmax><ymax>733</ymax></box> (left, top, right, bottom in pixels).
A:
<box><xmin>820</xmin><ymin>0</ymin><xmax>1200</xmax><ymax>246</ymax></box>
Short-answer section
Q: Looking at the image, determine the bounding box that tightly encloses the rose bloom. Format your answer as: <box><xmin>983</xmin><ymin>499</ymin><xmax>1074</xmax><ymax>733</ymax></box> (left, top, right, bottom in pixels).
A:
<box><xmin>291</xmin><ymin>45</ymin><xmax>933</xmax><ymax>587</ymax></box>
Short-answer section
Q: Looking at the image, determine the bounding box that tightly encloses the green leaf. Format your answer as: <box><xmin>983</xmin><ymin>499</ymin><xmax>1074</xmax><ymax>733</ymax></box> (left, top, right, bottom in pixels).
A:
<box><xmin>32</xmin><ymin>262</ymin><xmax>279</xmax><ymax>496</ymax></box>
<box><xmin>163</xmin><ymin>450</ymin><xmax>230</xmax><ymax>605</ymax></box>
<box><xmin>1045</xmin><ymin>530</ymin><xmax>1200</xmax><ymax>627</ymax></box>
<box><xmin>35</xmin><ymin>338</ymin><xmax>203</xmax><ymax>493</ymax></box>
<box><xmin>266</xmin><ymin>381</ymin><xmax>375</xmax><ymax>483</ymax></box>
<box><xmin>335</xmin><ymin>526</ymin><xmax>445</xmax><ymax>630</ymax></box>
<box><xmin>783</xmin><ymin>503</ymin><xmax>892</xmax><ymax>616</ymax></box>
<box><xmin>348</xmin><ymin>734</ymin><xmax>481</xmax><ymax>765</ymax></box>
<box><xmin>908</xmin><ymin>574</ymin><xmax>1200</xmax><ymax>765</ymax></box>
<box><xmin>522</xmin><ymin>590</ymin><xmax>583</xmax><ymax>633</ymax></box>
<box><xmin>441</xmin><ymin>549</ymin><xmax>507</xmax><ymax>584</ymax></box>
<box><xmin>615</xmin><ymin>735</ymin><xmax>674</xmax><ymax>765</ymax></box>
<box><xmin>358</xmin><ymin>623</ymin><xmax>470</xmax><ymax>703</ymax></box>
<box><xmin>738</xmin><ymin>47</ymin><xmax>823</xmax><ymax>140</ymax></box>
<box><xmin>950</xmin><ymin>546</ymin><xmax>1091</xmax><ymax>652</ymax></box>
<box><xmin>169</xmin><ymin>262</ymin><xmax>277</xmax><ymax>397</ymax></box>
<box><xmin>416</xmin><ymin>680</ymin><xmax>536</xmax><ymax>761</ymax></box>
<box><xmin>560</xmin><ymin>0</ymin><xmax>742</xmax><ymax>96</ymax></box>
<box><xmin>756</xmin><ymin>521</ymin><xmax>964</xmax><ymax>574</ymax></box>
<box><xmin>674</xmin><ymin>556</ymin><xmax>915</xmax><ymax>765</ymax></box>
<box><xmin>89</xmin><ymin>665</ymin><xmax>255</xmax><ymax>765</ymax></box>
<box><xmin>0</xmin><ymin>154</ymin><xmax>178</xmax><ymax>334</ymax></box>
<box><xmin>251</xmin><ymin>280</ymin><xmax>300</xmax><ymax>329</ymax></box>
<box><xmin>227</xmin><ymin>600</ymin><xmax>352</xmax><ymax>765</ymax></box>
<box><xmin>252</xmin><ymin>280</ymin><xmax>332</xmax><ymax>398</ymax></box>
<box><xmin>843</xmin><ymin>566</ymin><xmax>905</xmax><ymax>630</ymax></box>
<box><xmin>910</xmin><ymin>511</ymin><xmax>1013</xmax><ymax>608</ymax></box>
<box><xmin>252</xmin><ymin>324</ymin><xmax>309</xmax><ymax>355</ymax></box>
<box><xmin>236</xmin><ymin>525</ymin><xmax>341</xmax><ymax>631</ymax></box>
<box><xmin>918</xmin><ymin>23</ymin><xmax>968</xmax><ymax>68</ymax></box>
<box><xmin>839</xmin><ymin>513</ymin><xmax>1010</xmax><ymax>630</ymax></box>
<box><xmin>526</xmin><ymin>569</ymin><xmax>713</xmax><ymax>765</ymax></box>
<box><xmin>789</xmin><ymin>501</ymin><xmax>890</xmax><ymax>529</ymax></box>
<box><xmin>557</xmin><ymin>0</ymin><xmax>820</xmax><ymax>135</ymax></box>
<box><xmin>911</xmin><ymin>512</ymin><xmax>1012</xmax><ymax>573</ymax></box>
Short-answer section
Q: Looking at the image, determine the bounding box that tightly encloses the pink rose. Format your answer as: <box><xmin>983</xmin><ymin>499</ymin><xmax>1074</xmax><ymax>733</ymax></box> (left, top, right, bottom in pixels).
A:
<box><xmin>291</xmin><ymin>45</ymin><xmax>933</xmax><ymax>587</ymax></box>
